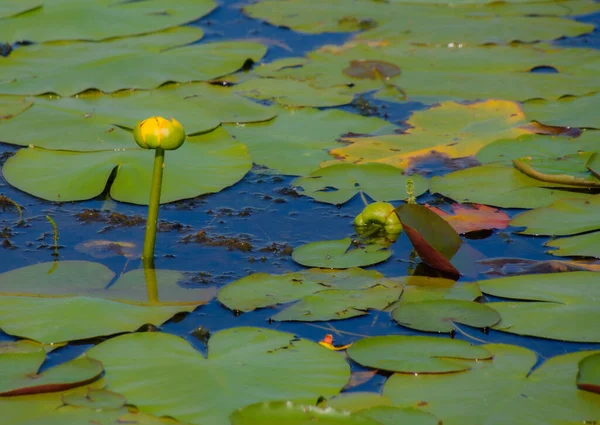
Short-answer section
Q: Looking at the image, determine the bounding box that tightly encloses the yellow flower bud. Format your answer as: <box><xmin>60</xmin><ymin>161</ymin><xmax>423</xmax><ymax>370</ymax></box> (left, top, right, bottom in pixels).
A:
<box><xmin>133</xmin><ymin>116</ymin><xmax>186</xmax><ymax>150</ymax></box>
<box><xmin>354</xmin><ymin>201</ymin><xmax>402</xmax><ymax>234</ymax></box>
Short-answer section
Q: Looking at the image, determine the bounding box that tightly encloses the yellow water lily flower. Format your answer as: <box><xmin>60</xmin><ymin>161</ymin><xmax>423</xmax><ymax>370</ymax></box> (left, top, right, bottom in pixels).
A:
<box><xmin>133</xmin><ymin>116</ymin><xmax>186</xmax><ymax>150</ymax></box>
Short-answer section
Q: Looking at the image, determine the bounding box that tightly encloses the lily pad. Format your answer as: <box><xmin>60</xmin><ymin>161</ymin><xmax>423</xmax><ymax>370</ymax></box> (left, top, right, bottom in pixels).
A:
<box><xmin>0</xmin><ymin>346</ymin><xmax>102</xmax><ymax>396</ymax></box>
<box><xmin>396</xmin><ymin>204</ymin><xmax>462</xmax><ymax>276</ymax></box>
<box><xmin>383</xmin><ymin>344</ymin><xmax>600</xmax><ymax>425</ymax></box>
<box><xmin>511</xmin><ymin>195</ymin><xmax>600</xmax><ymax>236</ymax></box>
<box><xmin>512</xmin><ymin>153</ymin><xmax>600</xmax><ymax>188</ymax></box>
<box><xmin>230</xmin><ymin>401</ymin><xmax>381</xmax><ymax>425</ymax></box>
<box><xmin>226</xmin><ymin>107</ymin><xmax>393</xmax><ymax>176</ymax></box>
<box><xmin>271</xmin><ymin>285</ymin><xmax>402</xmax><ymax>322</ymax></box>
<box><xmin>235</xmin><ymin>78</ymin><xmax>355</xmax><ymax>107</ymax></box>
<box><xmin>2</xmin><ymin>127</ymin><xmax>252</xmax><ymax>204</ymax></box>
<box><xmin>429</xmin><ymin>164</ymin><xmax>591</xmax><ymax>209</ymax></box>
<box><xmin>478</xmin><ymin>272</ymin><xmax>600</xmax><ymax>342</ymax></box>
<box><xmin>292</xmin><ymin>238</ymin><xmax>392</xmax><ymax>269</ymax></box>
<box><xmin>476</xmin><ymin>132</ymin><xmax>600</xmax><ymax>165</ymax></box>
<box><xmin>578</xmin><ymin>353</ymin><xmax>600</xmax><ymax>394</ymax></box>
<box><xmin>244</xmin><ymin>0</ymin><xmax>594</xmax><ymax>44</ymax></box>
<box><xmin>347</xmin><ymin>335</ymin><xmax>492</xmax><ymax>373</ymax></box>
<box><xmin>0</xmin><ymin>0</ymin><xmax>216</xmax><ymax>43</ymax></box>
<box><xmin>0</xmin><ymin>84</ymin><xmax>274</xmax><ymax>150</ymax></box>
<box><xmin>0</xmin><ymin>96</ymin><xmax>32</xmax><ymax>120</ymax></box>
<box><xmin>523</xmin><ymin>94</ymin><xmax>600</xmax><ymax>129</ymax></box>
<box><xmin>0</xmin><ymin>28</ymin><xmax>266</xmax><ymax>95</ymax></box>
<box><xmin>88</xmin><ymin>327</ymin><xmax>351</xmax><ymax>425</ymax></box>
<box><xmin>218</xmin><ymin>268</ymin><xmax>386</xmax><ymax>312</ymax></box>
<box><xmin>546</xmin><ymin>231</ymin><xmax>600</xmax><ymax>258</ymax></box>
<box><xmin>293</xmin><ymin>163</ymin><xmax>428</xmax><ymax>204</ymax></box>
<box><xmin>427</xmin><ymin>203</ymin><xmax>510</xmax><ymax>234</ymax></box>
<box><xmin>392</xmin><ymin>300</ymin><xmax>501</xmax><ymax>333</ymax></box>
<box><xmin>332</xmin><ymin>100</ymin><xmax>531</xmax><ymax>168</ymax></box>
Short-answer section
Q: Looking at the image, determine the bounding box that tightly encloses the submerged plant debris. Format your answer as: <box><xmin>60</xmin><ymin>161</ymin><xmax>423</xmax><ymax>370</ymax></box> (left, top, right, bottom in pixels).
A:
<box><xmin>0</xmin><ymin>0</ymin><xmax>600</xmax><ymax>424</ymax></box>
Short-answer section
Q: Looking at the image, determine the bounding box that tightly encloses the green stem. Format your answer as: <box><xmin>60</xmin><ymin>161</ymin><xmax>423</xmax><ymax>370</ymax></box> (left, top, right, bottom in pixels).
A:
<box><xmin>142</xmin><ymin>147</ymin><xmax>165</xmax><ymax>262</ymax></box>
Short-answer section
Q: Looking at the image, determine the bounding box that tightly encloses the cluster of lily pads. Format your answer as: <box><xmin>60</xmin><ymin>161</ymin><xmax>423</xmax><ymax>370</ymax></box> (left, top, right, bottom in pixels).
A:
<box><xmin>1</xmin><ymin>0</ymin><xmax>600</xmax><ymax>424</ymax></box>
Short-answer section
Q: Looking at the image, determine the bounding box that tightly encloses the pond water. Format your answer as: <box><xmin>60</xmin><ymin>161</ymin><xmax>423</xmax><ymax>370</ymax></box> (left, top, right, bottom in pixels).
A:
<box><xmin>1</xmin><ymin>1</ymin><xmax>600</xmax><ymax>424</ymax></box>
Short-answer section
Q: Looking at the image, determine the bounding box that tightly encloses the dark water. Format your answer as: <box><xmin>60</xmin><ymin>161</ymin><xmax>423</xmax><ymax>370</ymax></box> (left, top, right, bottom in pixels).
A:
<box><xmin>1</xmin><ymin>0</ymin><xmax>599</xmax><ymax>390</ymax></box>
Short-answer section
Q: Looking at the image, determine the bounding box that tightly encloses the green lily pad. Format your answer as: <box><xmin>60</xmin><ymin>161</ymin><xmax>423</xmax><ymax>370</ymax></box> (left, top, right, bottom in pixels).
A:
<box><xmin>292</xmin><ymin>238</ymin><xmax>392</xmax><ymax>269</ymax></box>
<box><xmin>0</xmin><ymin>296</ymin><xmax>197</xmax><ymax>344</ymax></box>
<box><xmin>235</xmin><ymin>78</ymin><xmax>355</xmax><ymax>107</ymax></box>
<box><xmin>272</xmin><ymin>285</ymin><xmax>402</xmax><ymax>322</ymax></box>
<box><xmin>0</xmin><ymin>84</ymin><xmax>274</xmax><ymax>150</ymax></box>
<box><xmin>347</xmin><ymin>335</ymin><xmax>492</xmax><ymax>373</ymax></box>
<box><xmin>332</xmin><ymin>100</ymin><xmax>531</xmax><ymax>168</ymax></box>
<box><xmin>293</xmin><ymin>163</ymin><xmax>427</xmax><ymax>205</ymax></box>
<box><xmin>511</xmin><ymin>195</ymin><xmax>600</xmax><ymax>236</ymax></box>
<box><xmin>225</xmin><ymin>107</ymin><xmax>393</xmax><ymax>176</ymax></box>
<box><xmin>392</xmin><ymin>300</ymin><xmax>501</xmax><ymax>333</ymax></box>
<box><xmin>0</xmin><ymin>28</ymin><xmax>266</xmax><ymax>96</ymax></box>
<box><xmin>546</xmin><ymin>231</ymin><xmax>600</xmax><ymax>258</ymax></box>
<box><xmin>244</xmin><ymin>0</ymin><xmax>594</xmax><ymax>44</ymax></box>
<box><xmin>0</xmin><ymin>345</ymin><xmax>102</xmax><ymax>396</ymax></box>
<box><xmin>0</xmin><ymin>96</ymin><xmax>32</xmax><ymax>120</ymax></box>
<box><xmin>478</xmin><ymin>272</ymin><xmax>600</xmax><ymax>342</ymax></box>
<box><xmin>0</xmin><ymin>260</ymin><xmax>216</xmax><ymax>305</ymax></box>
<box><xmin>383</xmin><ymin>344</ymin><xmax>600</xmax><ymax>425</ymax></box>
<box><xmin>0</xmin><ymin>0</ymin><xmax>216</xmax><ymax>43</ymax></box>
<box><xmin>230</xmin><ymin>401</ymin><xmax>381</xmax><ymax>425</ymax></box>
<box><xmin>2</xmin><ymin>127</ymin><xmax>252</xmax><ymax>204</ymax></box>
<box><xmin>396</xmin><ymin>276</ymin><xmax>482</xmax><ymax>302</ymax></box>
<box><xmin>523</xmin><ymin>94</ymin><xmax>600</xmax><ymax>129</ymax></box>
<box><xmin>476</xmin><ymin>132</ymin><xmax>600</xmax><ymax>165</ymax></box>
<box><xmin>430</xmin><ymin>164</ymin><xmax>591</xmax><ymax>209</ymax></box>
<box><xmin>578</xmin><ymin>353</ymin><xmax>600</xmax><ymax>394</ymax></box>
<box><xmin>218</xmin><ymin>268</ymin><xmax>386</xmax><ymax>312</ymax></box>
<box><xmin>0</xmin><ymin>1</ymin><xmax>40</xmax><ymax>19</ymax></box>
<box><xmin>1</xmin><ymin>385</ymin><xmax>195</xmax><ymax>425</ymax></box>
<box><xmin>512</xmin><ymin>153</ymin><xmax>600</xmax><ymax>188</ymax></box>
<box><xmin>88</xmin><ymin>328</ymin><xmax>351</xmax><ymax>425</ymax></box>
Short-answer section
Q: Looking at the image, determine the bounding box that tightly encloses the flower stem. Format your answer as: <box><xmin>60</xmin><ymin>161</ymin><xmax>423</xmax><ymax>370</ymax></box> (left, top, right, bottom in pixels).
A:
<box><xmin>142</xmin><ymin>147</ymin><xmax>165</xmax><ymax>263</ymax></box>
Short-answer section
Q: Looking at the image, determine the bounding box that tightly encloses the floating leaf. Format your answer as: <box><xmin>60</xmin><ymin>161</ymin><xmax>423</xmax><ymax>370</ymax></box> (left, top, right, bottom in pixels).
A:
<box><xmin>75</xmin><ymin>240</ymin><xmax>138</xmax><ymax>259</ymax></box>
<box><xmin>0</xmin><ymin>84</ymin><xmax>274</xmax><ymax>150</ymax></box>
<box><xmin>62</xmin><ymin>388</ymin><xmax>126</xmax><ymax>410</ymax></box>
<box><xmin>578</xmin><ymin>353</ymin><xmax>600</xmax><ymax>394</ymax></box>
<box><xmin>347</xmin><ymin>335</ymin><xmax>492</xmax><ymax>373</ymax></box>
<box><xmin>478</xmin><ymin>272</ymin><xmax>600</xmax><ymax>342</ymax></box>
<box><xmin>546</xmin><ymin>231</ymin><xmax>600</xmax><ymax>258</ymax></box>
<box><xmin>430</xmin><ymin>164</ymin><xmax>591</xmax><ymax>209</ymax></box>
<box><xmin>392</xmin><ymin>300</ymin><xmax>500</xmax><ymax>333</ymax></box>
<box><xmin>343</xmin><ymin>60</ymin><xmax>401</xmax><ymax>80</ymax></box>
<box><xmin>226</xmin><ymin>107</ymin><xmax>392</xmax><ymax>176</ymax></box>
<box><xmin>476</xmin><ymin>132</ymin><xmax>600</xmax><ymax>165</ymax></box>
<box><xmin>88</xmin><ymin>328</ymin><xmax>351</xmax><ymax>425</ymax></box>
<box><xmin>235</xmin><ymin>78</ymin><xmax>354</xmax><ymax>107</ymax></box>
<box><xmin>512</xmin><ymin>153</ymin><xmax>600</xmax><ymax>188</ymax></box>
<box><xmin>3</xmin><ymin>127</ymin><xmax>252</xmax><ymax>204</ymax></box>
<box><xmin>427</xmin><ymin>203</ymin><xmax>510</xmax><ymax>234</ymax></box>
<box><xmin>0</xmin><ymin>0</ymin><xmax>216</xmax><ymax>43</ymax></box>
<box><xmin>396</xmin><ymin>276</ymin><xmax>482</xmax><ymax>303</ymax></box>
<box><xmin>396</xmin><ymin>204</ymin><xmax>462</xmax><ymax>276</ymax></box>
<box><xmin>478</xmin><ymin>257</ymin><xmax>600</xmax><ymax>275</ymax></box>
<box><xmin>292</xmin><ymin>238</ymin><xmax>392</xmax><ymax>269</ymax></box>
<box><xmin>523</xmin><ymin>94</ymin><xmax>600</xmax><ymax>129</ymax></box>
<box><xmin>332</xmin><ymin>100</ymin><xmax>531</xmax><ymax>168</ymax></box>
<box><xmin>384</xmin><ymin>344</ymin><xmax>600</xmax><ymax>425</ymax></box>
<box><xmin>511</xmin><ymin>195</ymin><xmax>600</xmax><ymax>236</ymax></box>
<box><xmin>293</xmin><ymin>163</ymin><xmax>428</xmax><ymax>204</ymax></box>
<box><xmin>231</xmin><ymin>401</ymin><xmax>381</xmax><ymax>425</ymax></box>
<box><xmin>0</xmin><ymin>345</ymin><xmax>102</xmax><ymax>396</ymax></box>
<box><xmin>0</xmin><ymin>96</ymin><xmax>32</xmax><ymax>120</ymax></box>
<box><xmin>218</xmin><ymin>268</ymin><xmax>386</xmax><ymax>312</ymax></box>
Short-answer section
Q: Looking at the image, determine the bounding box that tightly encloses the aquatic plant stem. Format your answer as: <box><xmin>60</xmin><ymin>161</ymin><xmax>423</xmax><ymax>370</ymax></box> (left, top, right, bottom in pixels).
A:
<box><xmin>142</xmin><ymin>147</ymin><xmax>165</xmax><ymax>263</ymax></box>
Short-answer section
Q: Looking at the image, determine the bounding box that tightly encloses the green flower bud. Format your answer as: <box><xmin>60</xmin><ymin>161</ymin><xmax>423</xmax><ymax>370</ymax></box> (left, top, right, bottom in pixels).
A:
<box><xmin>354</xmin><ymin>201</ymin><xmax>402</xmax><ymax>234</ymax></box>
<box><xmin>133</xmin><ymin>116</ymin><xmax>186</xmax><ymax>150</ymax></box>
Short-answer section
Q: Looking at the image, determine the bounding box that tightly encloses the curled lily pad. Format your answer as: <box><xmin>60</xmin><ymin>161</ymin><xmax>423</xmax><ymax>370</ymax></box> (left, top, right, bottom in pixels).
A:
<box><xmin>347</xmin><ymin>335</ymin><xmax>492</xmax><ymax>373</ymax></box>
<box><xmin>3</xmin><ymin>127</ymin><xmax>252</xmax><ymax>204</ymax></box>
<box><xmin>577</xmin><ymin>353</ymin><xmax>600</xmax><ymax>394</ymax></box>
<box><xmin>0</xmin><ymin>345</ymin><xmax>102</xmax><ymax>396</ymax></box>
<box><xmin>88</xmin><ymin>327</ymin><xmax>351</xmax><ymax>425</ymax></box>
<box><xmin>512</xmin><ymin>153</ymin><xmax>600</xmax><ymax>188</ymax></box>
<box><xmin>383</xmin><ymin>344</ymin><xmax>600</xmax><ymax>425</ymax></box>
<box><xmin>293</xmin><ymin>163</ymin><xmax>428</xmax><ymax>205</ymax></box>
<box><xmin>292</xmin><ymin>238</ymin><xmax>392</xmax><ymax>269</ymax></box>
